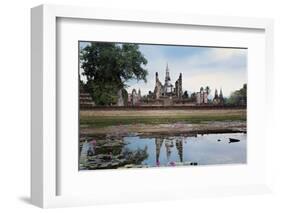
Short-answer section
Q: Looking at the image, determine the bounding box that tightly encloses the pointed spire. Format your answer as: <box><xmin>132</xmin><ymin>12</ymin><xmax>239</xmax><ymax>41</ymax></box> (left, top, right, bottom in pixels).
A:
<box><xmin>166</xmin><ymin>62</ymin><xmax>169</xmax><ymax>72</ymax></box>
<box><xmin>214</xmin><ymin>88</ymin><xmax>218</xmax><ymax>99</ymax></box>
<box><xmin>219</xmin><ymin>88</ymin><xmax>223</xmax><ymax>100</ymax></box>
<box><xmin>165</xmin><ymin>62</ymin><xmax>170</xmax><ymax>83</ymax></box>
<box><xmin>155</xmin><ymin>138</ymin><xmax>163</xmax><ymax>166</ymax></box>
<box><xmin>155</xmin><ymin>72</ymin><xmax>159</xmax><ymax>83</ymax></box>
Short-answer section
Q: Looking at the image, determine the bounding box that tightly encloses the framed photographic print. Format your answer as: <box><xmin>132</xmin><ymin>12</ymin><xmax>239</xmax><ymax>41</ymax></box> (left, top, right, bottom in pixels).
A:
<box><xmin>31</xmin><ymin>4</ymin><xmax>274</xmax><ymax>208</ymax></box>
<box><xmin>78</xmin><ymin>41</ymin><xmax>247</xmax><ymax>170</ymax></box>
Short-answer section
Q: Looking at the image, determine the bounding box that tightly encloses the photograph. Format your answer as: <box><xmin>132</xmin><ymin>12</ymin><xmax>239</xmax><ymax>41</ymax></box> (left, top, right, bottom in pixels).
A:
<box><xmin>79</xmin><ymin>41</ymin><xmax>247</xmax><ymax>170</ymax></box>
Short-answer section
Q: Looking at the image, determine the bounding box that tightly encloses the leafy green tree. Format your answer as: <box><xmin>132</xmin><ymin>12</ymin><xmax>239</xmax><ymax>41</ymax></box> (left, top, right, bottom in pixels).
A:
<box><xmin>80</xmin><ymin>42</ymin><xmax>148</xmax><ymax>105</ymax></box>
<box><xmin>190</xmin><ymin>92</ymin><xmax>197</xmax><ymax>102</ymax></box>
<box><xmin>79</xmin><ymin>79</ymin><xmax>85</xmax><ymax>91</ymax></box>
<box><xmin>226</xmin><ymin>84</ymin><xmax>247</xmax><ymax>106</ymax></box>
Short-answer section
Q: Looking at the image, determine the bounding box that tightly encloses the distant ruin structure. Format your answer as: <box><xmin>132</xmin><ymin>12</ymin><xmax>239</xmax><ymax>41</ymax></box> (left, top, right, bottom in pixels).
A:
<box><xmin>196</xmin><ymin>87</ymin><xmax>209</xmax><ymax>105</ymax></box>
<box><xmin>128</xmin><ymin>88</ymin><xmax>142</xmax><ymax>106</ymax></box>
<box><xmin>117</xmin><ymin>89</ymin><xmax>125</xmax><ymax>106</ymax></box>
<box><xmin>154</xmin><ymin>63</ymin><xmax>183</xmax><ymax>100</ymax></box>
<box><xmin>213</xmin><ymin>88</ymin><xmax>224</xmax><ymax>105</ymax></box>
<box><xmin>79</xmin><ymin>84</ymin><xmax>95</xmax><ymax>108</ymax></box>
<box><xmin>79</xmin><ymin>63</ymin><xmax>227</xmax><ymax>108</ymax></box>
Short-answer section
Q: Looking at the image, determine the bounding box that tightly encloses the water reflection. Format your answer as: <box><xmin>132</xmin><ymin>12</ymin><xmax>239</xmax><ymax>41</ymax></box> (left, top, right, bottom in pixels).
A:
<box><xmin>79</xmin><ymin>133</ymin><xmax>246</xmax><ymax>170</ymax></box>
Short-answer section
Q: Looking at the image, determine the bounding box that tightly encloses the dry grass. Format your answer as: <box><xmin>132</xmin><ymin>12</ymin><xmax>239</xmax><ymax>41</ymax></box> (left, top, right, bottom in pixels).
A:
<box><xmin>80</xmin><ymin>109</ymin><xmax>246</xmax><ymax>128</ymax></box>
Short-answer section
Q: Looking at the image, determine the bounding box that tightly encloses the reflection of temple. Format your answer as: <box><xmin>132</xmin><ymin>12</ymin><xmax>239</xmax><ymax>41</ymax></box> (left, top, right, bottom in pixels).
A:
<box><xmin>155</xmin><ymin>138</ymin><xmax>163</xmax><ymax>164</ymax></box>
<box><xmin>165</xmin><ymin>139</ymin><xmax>173</xmax><ymax>161</ymax></box>
<box><xmin>175</xmin><ymin>138</ymin><xmax>183</xmax><ymax>162</ymax></box>
<box><xmin>155</xmin><ymin>137</ymin><xmax>184</xmax><ymax>165</ymax></box>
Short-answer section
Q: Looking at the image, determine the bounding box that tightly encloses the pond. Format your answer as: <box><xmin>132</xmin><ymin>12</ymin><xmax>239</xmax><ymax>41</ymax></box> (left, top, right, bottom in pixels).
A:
<box><xmin>79</xmin><ymin>133</ymin><xmax>246</xmax><ymax>170</ymax></box>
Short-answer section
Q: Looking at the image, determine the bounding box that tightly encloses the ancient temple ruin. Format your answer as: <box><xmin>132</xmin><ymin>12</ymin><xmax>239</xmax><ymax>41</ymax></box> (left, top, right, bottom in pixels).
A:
<box><xmin>127</xmin><ymin>88</ymin><xmax>142</xmax><ymax>106</ymax></box>
<box><xmin>196</xmin><ymin>87</ymin><xmax>209</xmax><ymax>105</ymax></box>
<box><xmin>213</xmin><ymin>88</ymin><xmax>224</xmax><ymax>105</ymax></box>
<box><xmin>79</xmin><ymin>63</ymin><xmax>226</xmax><ymax>108</ymax></box>
<box><xmin>154</xmin><ymin>63</ymin><xmax>183</xmax><ymax>100</ymax></box>
<box><xmin>79</xmin><ymin>84</ymin><xmax>95</xmax><ymax>108</ymax></box>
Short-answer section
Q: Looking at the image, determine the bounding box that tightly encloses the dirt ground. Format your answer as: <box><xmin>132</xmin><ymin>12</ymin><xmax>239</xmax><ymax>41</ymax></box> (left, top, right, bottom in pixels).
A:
<box><xmin>80</xmin><ymin>121</ymin><xmax>246</xmax><ymax>138</ymax></box>
<box><xmin>79</xmin><ymin>109</ymin><xmax>246</xmax><ymax>137</ymax></box>
<box><xmin>80</xmin><ymin>109</ymin><xmax>246</xmax><ymax>117</ymax></box>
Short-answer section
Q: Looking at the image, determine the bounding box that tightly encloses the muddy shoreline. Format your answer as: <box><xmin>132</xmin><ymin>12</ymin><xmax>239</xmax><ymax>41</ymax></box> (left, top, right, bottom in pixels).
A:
<box><xmin>80</xmin><ymin>121</ymin><xmax>246</xmax><ymax>139</ymax></box>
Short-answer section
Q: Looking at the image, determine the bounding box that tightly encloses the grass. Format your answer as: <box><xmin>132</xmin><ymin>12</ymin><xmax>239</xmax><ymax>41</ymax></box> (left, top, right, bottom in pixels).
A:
<box><xmin>80</xmin><ymin>109</ymin><xmax>246</xmax><ymax>128</ymax></box>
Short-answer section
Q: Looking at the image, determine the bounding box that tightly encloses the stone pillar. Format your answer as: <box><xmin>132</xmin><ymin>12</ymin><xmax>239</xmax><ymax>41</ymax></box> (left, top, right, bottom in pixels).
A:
<box><xmin>117</xmin><ymin>89</ymin><xmax>124</xmax><ymax>106</ymax></box>
<box><xmin>179</xmin><ymin>73</ymin><xmax>182</xmax><ymax>99</ymax></box>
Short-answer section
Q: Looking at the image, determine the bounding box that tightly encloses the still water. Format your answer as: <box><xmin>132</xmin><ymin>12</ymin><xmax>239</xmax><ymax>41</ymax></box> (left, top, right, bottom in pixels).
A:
<box><xmin>79</xmin><ymin>133</ymin><xmax>246</xmax><ymax>170</ymax></box>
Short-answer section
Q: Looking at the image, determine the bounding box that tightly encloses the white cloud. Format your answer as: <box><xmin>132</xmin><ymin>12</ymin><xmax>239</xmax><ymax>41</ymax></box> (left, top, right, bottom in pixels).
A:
<box><xmin>181</xmin><ymin>68</ymin><xmax>246</xmax><ymax>97</ymax></box>
<box><xmin>79</xmin><ymin>43</ymin><xmax>247</xmax><ymax>97</ymax></box>
<box><xmin>208</xmin><ymin>48</ymin><xmax>247</xmax><ymax>61</ymax></box>
<box><xmin>127</xmin><ymin>46</ymin><xmax>247</xmax><ymax>97</ymax></box>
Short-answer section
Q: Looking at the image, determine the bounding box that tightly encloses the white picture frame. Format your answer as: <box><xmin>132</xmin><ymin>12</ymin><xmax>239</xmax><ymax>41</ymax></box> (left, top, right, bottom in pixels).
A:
<box><xmin>31</xmin><ymin>4</ymin><xmax>274</xmax><ymax>208</ymax></box>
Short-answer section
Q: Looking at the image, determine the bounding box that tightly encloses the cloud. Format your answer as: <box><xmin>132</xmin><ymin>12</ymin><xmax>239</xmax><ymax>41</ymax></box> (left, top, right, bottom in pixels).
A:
<box><xmin>127</xmin><ymin>45</ymin><xmax>247</xmax><ymax>97</ymax></box>
<box><xmin>79</xmin><ymin>42</ymin><xmax>247</xmax><ymax>97</ymax></box>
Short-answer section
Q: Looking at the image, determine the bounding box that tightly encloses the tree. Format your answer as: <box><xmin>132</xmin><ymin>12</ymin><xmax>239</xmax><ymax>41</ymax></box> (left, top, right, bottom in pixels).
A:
<box><xmin>190</xmin><ymin>92</ymin><xmax>197</xmax><ymax>102</ymax></box>
<box><xmin>226</xmin><ymin>84</ymin><xmax>247</xmax><ymax>106</ymax></box>
<box><xmin>80</xmin><ymin>42</ymin><xmax>148</xmax><ymax>105</ymax></box>
<box><xmin>182</xmin><ymin>90</ymin><xmax>189</xmax><ymax>99</ymax></box>
<box><xmin>79</xmin><ymin>79</ymin><xmax>85</xmax><ymax>91</ymax></box>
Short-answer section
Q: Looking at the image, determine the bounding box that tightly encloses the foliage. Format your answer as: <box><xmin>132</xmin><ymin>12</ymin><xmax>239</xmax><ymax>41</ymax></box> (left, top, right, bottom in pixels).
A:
<box><xmin>182</xmin><ymin>90</ymin><xmax>189</xmax><ymax>99</ymax></box>
<box><xmin>86</xmin><ymin>81</ymin><xmax>119</xmax><ymax>105</ymax></box>
<box><xmin>121</xmin><ymin>88</ymin><xmax>128</xmax><ymax>106</ymax></box>
<box><xmin>190</xmin><ymin>92</ymin><xmax>197</xmax><ymax>102</ymax></box>
<box><xmin>80</xmin><ymin>42</ymin><xmax>148</xmax><ymax>105</ymax></box>
<box><xmin>226</xmin><ymin>84</ymin><xmax>247</xmax><ymax>106</ymax></box>
<box><xmin>79</xmin><ymin>79</ymin><xmax>85</xmax><ymax>90</ymax></box>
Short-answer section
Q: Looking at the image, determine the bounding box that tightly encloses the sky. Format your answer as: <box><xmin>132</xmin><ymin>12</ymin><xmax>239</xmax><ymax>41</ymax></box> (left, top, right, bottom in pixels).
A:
<box><xmin>80</xmin><ymin>42</ymin><xmax>247</xmax><ymax>97</ymax></box>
